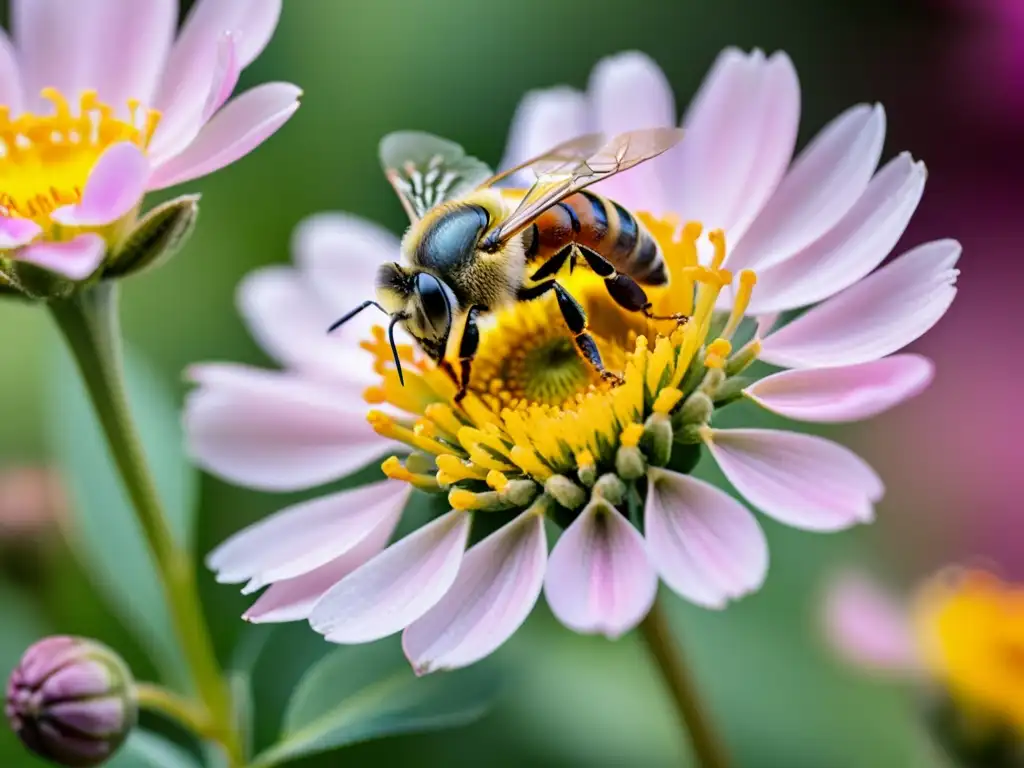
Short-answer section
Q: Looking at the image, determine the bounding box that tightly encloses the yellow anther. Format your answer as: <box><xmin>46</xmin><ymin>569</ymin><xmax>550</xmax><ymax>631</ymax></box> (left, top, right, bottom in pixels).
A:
<box><xmin>448</xmin><ymin>489</ymin><xmax>480</xmax><ymax>511</ymax></box>
<box><xmin>708</xmin><ymin>229</ymin><xmax>727</xmax><ymax>270</ymax></box>
<box><xmin>362</xmin><ymin>386</ymin><xmax>386</xmax><ymax>404</ymax></box>
<box><xmin>704</xmin><ymin>338</ymin><xmax>733</xmax><ymax>369</ymax></box>
<box><xmin>620</xmin><ymin>423</ymin><xmax>645</xmax><ymax>449</ymax></box>
<box><xmin>381</xmin><ymin>455</ymin><xmax>412</xmax><ymax>481</ymax></box>
<box><xmin>653</xmin><ymin>388</ymin><xmax>684</xmax><ymax>415</ymax></box>
<box><xmin>576</xmin><ymin>450</ymin><xmax>595</xmax><ymax>469</ymax></box>
<box><xmin>435</xmin><ymin>454</ymin><xmax>487</xmax><ymax>482</ymax></box>
<box><xmin>424</xmin><ymin>403</ymin><xmax>465</xmax><ymax>438</ymax></box>
<box><xmin>486</xmin><ymin>470</ymin><xmax>509</xmax><ymax>492</ymax></box>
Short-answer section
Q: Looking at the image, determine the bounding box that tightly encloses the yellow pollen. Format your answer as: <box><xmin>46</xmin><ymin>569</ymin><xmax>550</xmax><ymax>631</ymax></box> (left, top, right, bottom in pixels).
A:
<box><xmin>704</xmin><ymin>339</ymin><xmax>733</xmax><ymax>369</ymax></box>
<box><xmin>653</xmin><ymin>388</ymin><xmax>684</xmax><ymax>415</ymax></box>
<box><xmin>0</xmin><ymin>89</ymin><xmax>160</xmax><ymax>228</ymax></box>
<box><xmin>575</xmin><ymin>450</ymin><xmax>595</xmax><ymax>468</ymax></box>
<box><xmin>915</xmin><ymin>569</ymin><xmax>1024</xmax><ymax>733</ymax></box>
<box><xmin>620</xmin><ymin>424</ymin><xmax>644</xmax><ymax>449</ymax></box>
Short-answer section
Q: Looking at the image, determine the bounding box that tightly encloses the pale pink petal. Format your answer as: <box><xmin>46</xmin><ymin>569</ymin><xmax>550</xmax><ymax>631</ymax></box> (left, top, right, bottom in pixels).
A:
<box><xmin>705</xmin><ymin>428</ymin><xmax>883</xmax><ymax>532</ymax></box>
<box><xmin>184</xmin><ymin>363</ymin><xmax>388</xmax><ymax>491</ymax></box>
<box><xmin>760</xmin><ymin>240</ymin><xmax>961</xmax><ymax>368</ymax></box>
<box><xmin>292</xmin><ymin>212</ymin><xmax>400</xmax><ymax>311</ymax></box>
<box><xmin>544</xmin><ymin>500</ymin><xmax>657</xmax><ymax>638</ymax></box>
<box><xmin>0</xmin><ymin>30</ymin><xmax>24</xmax><ymax>113</ymax></box>
<box><xmin>310</xmin><ymin>510</ymin><xmax>471</xmax><ymax>644</ymax></box>
<box><xmin>745</xmin><ymin>355</ymin><xmax>935</xmax><ymax>423</ymax></box>
<box><xmin>149</xmin><ymin>82</ymin><xmax>301</xmax><ymax>190</ymax></box>
<box><xmin>12</xmin><ymin>0</ymin><xmax>94</xmax><ymax>108</ymax></box>
<box><xmin>206</xmin><ymin>479</ymin><xmax>409</xmax><ymax>587</ymax></box>
<box><xmin>80</xmin><ymin>0</ymin><xmax>177</xmax><ymax>107</ymax></box>
<box><xmin>727</xmin><ymin>104</ymin><xmax>886</xmax><ymax>272</ymax></box>
<box><xmin>675</xmin><ymin>50</ymin><xmax>800</xmax><ymax>240</ymax></box>
<box><xmin>645</xmin><ymin>469</ymin><xmax>768</xmax><ymax>609</ymax></box>
<box><xmin>756</xmin><ymin>313</ymin><xmax>780</xmax><ymax>339</ymax></box>
<box><xmin>403</xmin><ymin>510</ymin><xmax>547</xmax><ymax>674</ymax></box>
<box><xmin>51</xmin><ymin>143</ymin><xmax>149</xmax><ymax>227</ymax></box>
<box><xmin>823</xmin><ymin>571</ymin><xmax>918</xmax><ymax>672</ymax></box>
<box><xmin>0</xmin><ymin>217</ymin><xmax>41</xmax><ymax>249</ymax></box>
<box><xmin>749</xmin><ymin>153</ymin><xmax>927</xmax><ymax>314</ymax></box>
<box><xmin>587</xmin><ymin>52</ymin><xmax>675</xmax><ymax>211</ymax></box>
<box><xmin>201</xmin><ymin>32</ymin><xmax>241</xmax><ymax>122</ymax></box>
<box><xmin>150</xmin><ymin>0</ymin><xmax>282</xmax><ymax>156</ymax></box>
<box><xmin>500</xmin><ymin>87</ymin><xmax>588</xmax><ymax>188</ymax></box>
<box><xmin>244</xmin><ymin>510</ymin><xmax>400</xmax><ymax>624</ymax></box>
<box><xmin>236</xmin><ymin>267</ymin><xmax>378</xmax><ymax>388</ymax></box>
<box><xmin>14</xmin><ymin>234</ymin><xmax>105</xmax><ymax>280</ymax></box>
<box><xmin>726</xmin><ymin>52</ymin><xmax>802</xmax><ymax>240</ymax></box>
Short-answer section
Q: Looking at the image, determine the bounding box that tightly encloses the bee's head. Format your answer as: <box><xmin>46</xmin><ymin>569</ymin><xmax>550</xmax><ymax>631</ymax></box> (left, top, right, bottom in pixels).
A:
<box><xmin>328</xmin><ymin>263</ymin><xmax>456</xmax><ymax>387</ymax></box>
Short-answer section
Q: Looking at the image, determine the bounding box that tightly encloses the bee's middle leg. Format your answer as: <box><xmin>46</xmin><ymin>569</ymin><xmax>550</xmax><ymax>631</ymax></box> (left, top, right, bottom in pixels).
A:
<box><xmin>577</xmin><ymin>246</ymin><xmax>689</xmax><ymax>323</ymax></box>
<box><xmin>517</xmin><ymin>281</ymin><xmax>623</xmax><ymax>385</ymax></box>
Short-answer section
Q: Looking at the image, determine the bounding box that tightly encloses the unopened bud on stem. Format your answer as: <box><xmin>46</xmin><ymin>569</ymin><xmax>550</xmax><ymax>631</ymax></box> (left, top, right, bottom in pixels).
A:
<box><xmin>6</xmin><ymin>636</ymin><xmax>137</xmax><ymax>767</ymax></box>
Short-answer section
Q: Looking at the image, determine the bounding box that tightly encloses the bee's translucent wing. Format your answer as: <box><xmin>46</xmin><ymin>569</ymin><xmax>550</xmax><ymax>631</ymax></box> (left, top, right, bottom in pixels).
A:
<box><xmin>477</xmin><ymin>133</ymin><xmax>608</xmax><ymax>188</ymax></box>
<box><xmin>380</xmin><ymin>132</ymin><xmax>494</xmax><ymax>221</ymax></box>
<box><xmin>482</xmin><ymin>128</ymin><xmax>684</xmax><ymax>249</ymax></box>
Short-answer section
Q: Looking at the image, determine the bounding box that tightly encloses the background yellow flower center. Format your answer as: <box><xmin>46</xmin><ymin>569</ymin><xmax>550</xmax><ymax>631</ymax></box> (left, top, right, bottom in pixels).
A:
<box><xmin>0</xmin><ymin>89</ymin><xmax>159</xmax><ymax>226</ymax></box>
<box><xmin>916</xmin><ymin>569</ymin><xmax>1024</xmax><ymax>732</ymax></box>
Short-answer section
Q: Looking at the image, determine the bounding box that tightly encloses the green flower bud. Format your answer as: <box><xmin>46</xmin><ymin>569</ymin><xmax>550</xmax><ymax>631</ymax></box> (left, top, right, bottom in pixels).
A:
<box><xmin>6</xmin><ymin>636</ymin><xmax>137</xmax><ymax>767</ymax></box>
<box><xmin>544</xmin><ymin>474</ymin><xmax>587</xmax><ymax>509</ymax></box>
<box><xmin>105</xmin><ymin>194</ymin><xmax>199</xmax><ymax>278</ymax></box>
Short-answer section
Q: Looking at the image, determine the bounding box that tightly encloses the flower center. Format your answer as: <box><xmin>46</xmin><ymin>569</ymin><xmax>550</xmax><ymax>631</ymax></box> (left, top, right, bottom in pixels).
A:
<box><xmin>362</xmin><ymin>217</ymin><xmax>760</xmax><ymax>515</ymax></box>
<box><xmin>469</xmin><ymin>285</ymin><xmax>623</xmax><ymax>410</ymax></box>
<box><xmin>917</xmin><ymin>569</ymin><xmax>1024</xmax><ymax>732</ymax></box>
<box><xmin>0</xmin><ymin>89</ymin><xmax>159</xmax><ymax>226</ymax></box>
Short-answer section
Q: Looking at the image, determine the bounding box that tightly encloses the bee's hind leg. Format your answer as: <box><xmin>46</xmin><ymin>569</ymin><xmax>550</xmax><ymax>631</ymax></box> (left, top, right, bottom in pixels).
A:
<box><xmin>576</xmin><ymin>247</ymin><xmax>689</xmax><ymax>324</ymax></box>
<box><xmin>517</xmin><ymin>281</ymin><xmax>624</xmax><ymax>386</ymax></box>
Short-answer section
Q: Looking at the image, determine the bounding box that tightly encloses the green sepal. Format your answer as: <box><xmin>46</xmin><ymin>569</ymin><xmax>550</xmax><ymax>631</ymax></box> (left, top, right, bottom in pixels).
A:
<box><xmin>105</xmin><ymin>195</ymin><xmax>199</xmax><ymax>278</ymax></box>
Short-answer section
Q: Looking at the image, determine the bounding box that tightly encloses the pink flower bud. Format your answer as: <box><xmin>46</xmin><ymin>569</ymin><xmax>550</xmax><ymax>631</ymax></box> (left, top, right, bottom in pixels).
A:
<box><xmin>6</xmin><ymin>636</ymin><xmax>137</xmax><ymax>767</ymax></box>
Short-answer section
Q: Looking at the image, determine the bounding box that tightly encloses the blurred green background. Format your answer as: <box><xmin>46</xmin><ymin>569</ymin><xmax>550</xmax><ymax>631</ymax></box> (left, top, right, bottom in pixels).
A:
<box><xmin>1</xmin><ymin>0</ymin><xmax>1013</xmax><ymax>765</ymax></box>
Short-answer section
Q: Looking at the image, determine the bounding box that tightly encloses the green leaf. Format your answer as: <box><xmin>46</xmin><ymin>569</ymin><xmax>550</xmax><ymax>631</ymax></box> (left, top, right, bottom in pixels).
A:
<box><xmin>45</xmin><ymin>340</ymin><xmax>196</xmax><ymax>686</ymax></box>
<box><xmin>250</xmin><ymin>638</ymin><xmax>501</xmax><ymax>767</ymax></box>
<box><xmin>108</xmin><ymin>731</ymin><xmax>200</xmax><ymax>768</ymax></box>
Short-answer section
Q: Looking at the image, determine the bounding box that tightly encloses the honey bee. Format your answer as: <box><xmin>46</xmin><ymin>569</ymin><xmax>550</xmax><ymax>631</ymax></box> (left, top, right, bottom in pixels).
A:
<box><xmin>330</xmin><ymin>128</ymin><xmax>685</xmax><ymax>401</ymax></box>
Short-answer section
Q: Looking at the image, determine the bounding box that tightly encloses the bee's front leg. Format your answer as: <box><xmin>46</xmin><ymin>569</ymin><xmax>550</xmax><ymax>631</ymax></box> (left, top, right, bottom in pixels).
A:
<box><xmin>453</xmin><ymin>306</ymin><xmax>484</xmax><ymax>403</ymax></box>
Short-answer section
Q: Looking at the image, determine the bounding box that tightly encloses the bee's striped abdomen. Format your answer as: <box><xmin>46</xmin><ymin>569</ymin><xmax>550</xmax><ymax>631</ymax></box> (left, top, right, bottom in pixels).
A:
<box><xmin>518</xmin><ymin>190</ymin><xmax>668</xmax><ymax>286</ymax></box>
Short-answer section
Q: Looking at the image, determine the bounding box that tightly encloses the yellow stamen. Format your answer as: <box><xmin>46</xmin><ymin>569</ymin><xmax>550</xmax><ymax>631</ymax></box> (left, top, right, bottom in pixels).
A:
<box><xmin>653</xmin><ymin>388</ymin><xmax>684</xmax><ymax>415</ymax></box>
<box><xmin>704</xmin><ymin>339</ymin><xmax>733</xmax><ymax>369</ymax></box>
<box><xmin>381</xmin><ymin>455</ymin><xmax>439</xmax><ymax>492</ymax></box>
<box><xmin>449</xmin><ymin>488</ymin><xmax>481</xmax><ymax>511</ymax></box>
<box><xmin>0</xmin><ymin>89</ymin><xmax>160</xmax><ymax>229</ymax></box>
<box><xmin>620</xmin><ymin>424</ymin><xmax>645</xmax><ymax>449</ymax></box>
<box><xmin>486</xmin><ymin>470</ymin><xmax>509</xmax><ymax>492</ymax></box>
<box><xmin>721</xmin><ymin>269</ymin><xmax>758</xmax><ymax>341</ymax></box>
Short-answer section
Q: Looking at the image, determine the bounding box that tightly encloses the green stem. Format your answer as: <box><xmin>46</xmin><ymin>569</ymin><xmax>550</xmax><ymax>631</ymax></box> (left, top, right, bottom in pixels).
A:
<box><xmin>137</xmin><ymin>683</ymin><xmax>215</xmax><ymax>740</ymax></box>
<box><xmin>639</xmin><ymin>597</ymin><xmax>730</xmax><ymax>768</ymax></box>
<box><xmin>49</xmin><ymin>282</ymin><xmax>242</xmax><ymax>767</ymax></box>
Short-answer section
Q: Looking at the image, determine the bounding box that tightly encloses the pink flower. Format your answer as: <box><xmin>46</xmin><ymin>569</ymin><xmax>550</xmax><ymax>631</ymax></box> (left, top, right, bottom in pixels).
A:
<box><xmin>189</xmin><ymin>49</ymin><xmax>957</xmax><ymax>675</ymax></box>
<box><xmin>0</xmin><ymin>0</ymin><xmax>300</xmax><ymax>281</ymax></box>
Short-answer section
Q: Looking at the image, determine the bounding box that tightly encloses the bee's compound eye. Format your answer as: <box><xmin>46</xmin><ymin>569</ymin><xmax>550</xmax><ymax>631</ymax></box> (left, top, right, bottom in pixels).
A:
<box><xmin>414</xmin><ymin>272</ymin><xmax>452</xmax><ymax>339</ymax></box>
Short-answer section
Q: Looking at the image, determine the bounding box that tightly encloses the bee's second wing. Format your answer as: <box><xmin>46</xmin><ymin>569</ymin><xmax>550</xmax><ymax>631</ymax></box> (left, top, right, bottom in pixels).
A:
<box><xmin>482</xmin><ymin>128</ymin><xmax>684</xmax><ymax>248</ymax></box>
<box><xmin>380</xmin><ymin>132</ymin><xmax>494</xmax><ymax>221</ymax></box>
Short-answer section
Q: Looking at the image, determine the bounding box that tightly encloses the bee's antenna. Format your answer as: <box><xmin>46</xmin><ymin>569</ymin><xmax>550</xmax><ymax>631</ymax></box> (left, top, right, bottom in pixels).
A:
<box><xmin>387</xmin><ymin>313</ymin><xmax>406</xmax><ymax>386</ymax></box>
<box><xmin>327</xmin><ymin>300</ymin><xmax>387</xmax><ymax>333</ymax></box>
